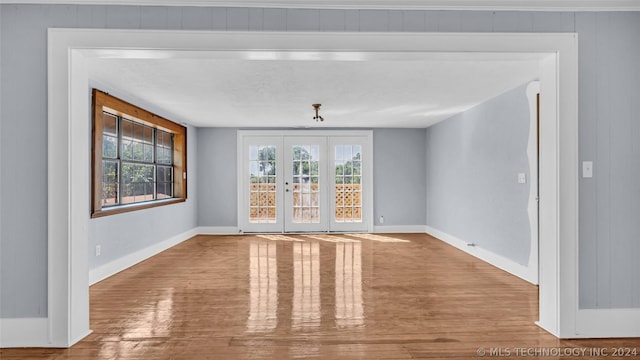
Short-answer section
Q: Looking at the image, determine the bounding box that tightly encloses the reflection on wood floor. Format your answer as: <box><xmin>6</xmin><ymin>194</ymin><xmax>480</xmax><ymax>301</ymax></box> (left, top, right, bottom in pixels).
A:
<box><xmin>3</xmin><ymin>233</ymin><xmax>640</xmax><ymax>359</ymax></box>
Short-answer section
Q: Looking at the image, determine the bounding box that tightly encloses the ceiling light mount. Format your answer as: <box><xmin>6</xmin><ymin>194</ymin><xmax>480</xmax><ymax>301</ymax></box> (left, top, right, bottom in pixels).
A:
<box><xmin>312</xmin><ymin>103</ymin><xmax>324</xmax><ymax>122</ymax></box>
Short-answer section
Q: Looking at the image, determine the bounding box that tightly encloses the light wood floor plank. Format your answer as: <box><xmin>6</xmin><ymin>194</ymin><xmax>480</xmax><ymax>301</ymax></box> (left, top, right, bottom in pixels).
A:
<box><xmin>2</xmin><ymin>233</ymin><xmax>639</xmax><ymax>359</ymax></box>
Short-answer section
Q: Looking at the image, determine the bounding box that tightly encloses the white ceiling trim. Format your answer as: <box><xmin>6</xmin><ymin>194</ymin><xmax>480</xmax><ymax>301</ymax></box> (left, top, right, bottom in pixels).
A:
<box><xmin>2</xmin><ymin>0</ymin><xmax>640</xmax><ymax>11</ymax></box>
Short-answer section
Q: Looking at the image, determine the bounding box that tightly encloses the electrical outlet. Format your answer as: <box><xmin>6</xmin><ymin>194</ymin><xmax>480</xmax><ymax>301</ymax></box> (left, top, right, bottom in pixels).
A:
<box><xmin>379</xmin><ymin>216</ymin><xmax>384</xmax><ymax>224</ymax></box>
<box><xmin>517</xmin><ymin>173</ymin><xmax>527</xmax><ymax>184</ymax></box>
<box><xmin>95</xmin><ymin>245</ymin><xmax>101</xmax><ymax>257</ymax></box>
<box><xmin>583</xmin><ymin>161</ymin><xmax>593</xmax><ymax>178</ymax></box>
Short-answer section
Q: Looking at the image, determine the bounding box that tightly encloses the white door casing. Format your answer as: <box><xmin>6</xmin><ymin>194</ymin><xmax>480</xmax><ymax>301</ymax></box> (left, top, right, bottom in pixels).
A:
<box><xmin>43</xmin><ymin>30</ymin><xmax>590</xmax><ymax>348</ymax></box>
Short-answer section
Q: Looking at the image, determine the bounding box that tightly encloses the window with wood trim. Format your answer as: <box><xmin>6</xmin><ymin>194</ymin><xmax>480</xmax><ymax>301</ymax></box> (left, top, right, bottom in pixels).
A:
<box><xmin>92</xmin><ymin>89</ymin><xmax>187</xmax><ymax>218</ymax></box>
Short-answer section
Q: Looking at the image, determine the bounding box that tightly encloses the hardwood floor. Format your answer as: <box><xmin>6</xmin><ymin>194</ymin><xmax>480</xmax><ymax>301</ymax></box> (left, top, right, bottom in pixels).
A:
<box><xmin>2</xmin><ymin>233</ymin><xmax>640</xmax><ymax>359</ymax></box>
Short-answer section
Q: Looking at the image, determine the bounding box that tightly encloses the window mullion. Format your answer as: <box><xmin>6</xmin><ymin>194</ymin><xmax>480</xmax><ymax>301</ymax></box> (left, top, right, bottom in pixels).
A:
<box><xmin>119</xmin><ymin>159</ymin><xmax>156</xmax><ymax>166</ymax></box>
<box><xmin>117</xmin><ymin>116</ymin><xmax>123</xmax><ymax>206</ymax></box>
<box><xmin>171</xmin><ymin>134</ymin><xmax>175</xmax><ymax>198</ymax></box>
<box><xmin>153</xmin><ymin>128</ymin><xmax>158</xmax><ymax>201</ymax></box>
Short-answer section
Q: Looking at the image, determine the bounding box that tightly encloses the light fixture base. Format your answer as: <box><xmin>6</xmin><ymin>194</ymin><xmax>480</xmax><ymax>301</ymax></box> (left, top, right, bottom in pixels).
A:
<box><xmin>312</xmin><ymin>103</ymin><xmax>324</xmax><ymax>122</ymax></box>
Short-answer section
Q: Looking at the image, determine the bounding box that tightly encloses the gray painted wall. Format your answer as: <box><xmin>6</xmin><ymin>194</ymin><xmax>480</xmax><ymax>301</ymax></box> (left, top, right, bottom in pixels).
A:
<box><xmin>197</xmin><ymin>128</ymin><xmax>238</xmax><ymax>227</ymax></box>
<box><xmin>426</xmin><ymin>83</ymin><xmax>532</xmax><ymax>266</ymax></box>
<box><xmin>577</xmin><ymin>13</ymin><xmax>640</xmax><ymax>309</ymax></box>
<box><xmin>1</xmin><ymin>4</ymin><xmax>639</xmax><ymax>318</ymax></box>
<box><xmin>88</xmin><ymin>125</ymin><xmax>198</xmax><ymax>270</ymax></box>
<box><xmin>374</xmin><ymin>129</ymin><xmax>427</xmax><ymax>226</ymax></box>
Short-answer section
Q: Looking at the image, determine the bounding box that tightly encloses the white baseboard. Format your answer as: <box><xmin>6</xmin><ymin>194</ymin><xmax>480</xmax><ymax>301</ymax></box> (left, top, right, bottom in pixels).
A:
<box><xmin>373</xmin><ymin>225</ymin><xmax>428</xmax><ymax>233</ymax></box>
<box><xmin>535</xmin><ymin>320</ymin><xmax>560</xmax><ymax>338</ymax></box>
<box><xmin>575</xmin><ymin>309</ymin><xmax>640</xmax><ymax>338</ymax></box>
<box><xmin>89</xmin><ymin>228</ymin><xmax>198</xmax><ymax>285</ymax></box>
<box><xmin>195</xmin><ymin>226</ymin><xmax>241</xmax><ymax>235</ymax></box>
<box><xmin>426</xmin><ymin>226</ymin><xmax>537</xmax><ymax>285</ymax></box>
<box><xmin>0</xmin><ymin>317</ymin><xmax>49</xmax><ymax>348</ymax></box>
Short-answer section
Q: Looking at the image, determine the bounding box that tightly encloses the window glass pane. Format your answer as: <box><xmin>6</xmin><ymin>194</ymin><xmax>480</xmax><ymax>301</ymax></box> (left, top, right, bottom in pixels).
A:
<box><xmin>133</xmin><ymin>142</ymin><xmax>144</xmax><ymax>161</ymax></box>
<box><xmin>353</xmin><ymin>207</ymin><xmax>362</xmax><ymax>221</ymax></box>
<box><xmin>121</xmin><ymin>117</ymin><xmax>133</xmax><ymax>138</ymax></box>
<box><xmin>102</xmin><ymin>113</ymin><xmax>117</xmax><ymax>136</ymax></box>
<box><xmin>157</xmin><ymin>130</ymin><xmax>173</xmax><ymax>165</ymax></box>
<box><xmin>344</xmin><ymin>162</ymin><xmax>353</xmax><ymax>176</ymax></box>
<box><xmin>157</xmin><ymin>166</ymin><xmax>167</xmax><ymax>182</ymax></box>
<box><xmin>163</xmin><ymin>131</ymin><xmax>172</xmax><ymax>147</ymax></box>
<box><xmin>157</xmin><ymin>184</ymin><xmax>168</xmax><ymax>199</ymax></box>
<box><xmin>155</xmin><ymin>148</ymin><xmax>166</xmax><ymax>165</ymax></box>
<box><xmin>122</xmin><ymin>118</ymin><xmax>154</xmax><ymax>163</ymax></box>
<box><xmin>310</xmin><ymin>145</ymin><xmax>319</xmax><ymax>161</ymax></box>
<box><xmin>142</xmin><ymin>144</ymin><xmax>152</xmax><ymax>162</ymax></box>
<box><xmin>157</xmin><ymin>165</ymin><xmax>173</xmax><ymax>199</ymax></box>
<box><xmin>335</xmin><ymin>161</ymin><xmax>344</xmax><ymax>179</ymax></box>
<box><xmin>121</xmin><ymin>139</ymin><xmax>133</xmax><ymax>160</ymax></box>
<box><xmin>102</xmin><ymin>160</ymin><xmax>118</xmax><ymax>206</ymax></box>
<box><xmin>121</xmin><ymin>163</ymin><xmax>155</xmax><ymax>204</ymax></box>
<box><xmin>102</xmin><ymin>112</ymin><xmax>118</xmax><ymax>159</ymax></box>
<box><xmin>335</xmin><ymin>145</ymin><xmax>343</xmax><ymax>161</ymax></box>
<box><xmin>354</xmin><ymin>145</ymin><xmax>362</xmax><ymax>158</ymax></box>
<box><xmin>134</xmin><ymin>122</ymin><xmax>143</xmax><ymax>140</ymax></box>
<box><xmin>102</xmin><ymin>135</ymin><xmax>117</xmax><ymax>159</ymax></box>
<box><xmin>344</xmin><ymin>146</ymin><xmax>352</xmax><ymax>161</ymax></box>
<box><xmin>249</xmin><ymin>145</ymin><xmax>259</xmax><ymax>161</ymax></box>
<box><xmin>353</xmin><ymin>160</ymin><xmax>361</xmax><ymax>173</ymax></box>
<box><xmin>144</xmin><ymin>126</ymin><xmax>153</xmax><ymax>143</ymax></box>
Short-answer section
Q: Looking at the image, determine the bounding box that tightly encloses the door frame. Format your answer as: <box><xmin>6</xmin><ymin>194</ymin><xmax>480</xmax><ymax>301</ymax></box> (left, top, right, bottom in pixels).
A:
<box><xmin>237</xmin><ymin>130</ymin><xmax>374</xmax><ymax>233</ymax></box>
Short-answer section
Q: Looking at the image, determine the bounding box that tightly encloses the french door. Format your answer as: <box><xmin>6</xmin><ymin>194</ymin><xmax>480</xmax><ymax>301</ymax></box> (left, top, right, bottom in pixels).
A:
<box><xmin>239</xmin><ymin>131</ymin><xmax>372</xmax><ymax>233</ymax></box>
<box><xmin>283</xmin><ymin>136</ymin><xmax>327</xmax><ymax>232</ymax></box>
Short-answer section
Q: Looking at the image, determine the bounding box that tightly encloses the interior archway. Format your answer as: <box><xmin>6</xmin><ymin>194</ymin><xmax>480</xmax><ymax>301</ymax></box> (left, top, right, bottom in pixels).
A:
<box><xmin>48</xmin><ymin>30</ymin><xmax>578</xmax><ymax>345</ymax></box>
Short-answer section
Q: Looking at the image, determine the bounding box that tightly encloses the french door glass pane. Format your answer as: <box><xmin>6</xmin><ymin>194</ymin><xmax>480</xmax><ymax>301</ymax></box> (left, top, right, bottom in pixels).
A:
<box><xmin>249</xmin><ymin>145</ymin><xmax>277</xmax><ymax>223</ymax></box>
<box><xmin>292</xmin><ymin>145</ymin><xmax>320</xmax><ymax>223</ymax></box>
<box><xmin>334</xmin><ymin>145</ymin><xmax>362</xmax><ymax>223</ymax></box>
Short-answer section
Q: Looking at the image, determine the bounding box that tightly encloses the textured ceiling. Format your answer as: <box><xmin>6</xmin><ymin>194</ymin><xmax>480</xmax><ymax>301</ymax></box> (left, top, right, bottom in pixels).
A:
<box><xmin>88</xmin><ymin>51</ymin><xmax>543</xmax><ymax>128</ymax></box>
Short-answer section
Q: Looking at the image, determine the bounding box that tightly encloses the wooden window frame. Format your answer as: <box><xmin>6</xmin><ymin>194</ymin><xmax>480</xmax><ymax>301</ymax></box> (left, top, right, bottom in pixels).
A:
<box><xmin>91</xmin><ymin>89</ymin><xmax>187</xmax><ymax>218</ymax></box>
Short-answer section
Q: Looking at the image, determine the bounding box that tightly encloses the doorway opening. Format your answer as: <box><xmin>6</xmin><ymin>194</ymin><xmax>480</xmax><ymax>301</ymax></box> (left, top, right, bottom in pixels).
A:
<box><xmin>47</xmin><ymin>30</ymin><xmax>578</xmax><ymax>346</ymax></box>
